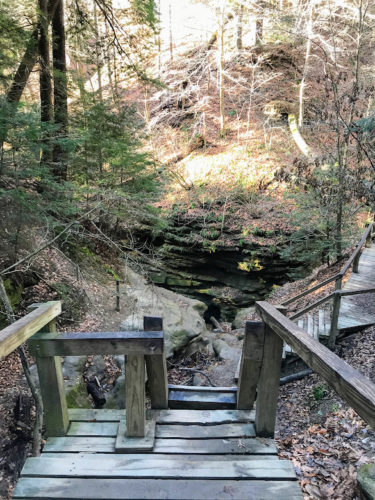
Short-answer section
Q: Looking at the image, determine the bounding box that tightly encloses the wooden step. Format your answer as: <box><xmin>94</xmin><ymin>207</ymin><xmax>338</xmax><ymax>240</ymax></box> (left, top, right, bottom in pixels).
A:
<box><xmin>168</xmin><ymin>385</ymin><xmax>237</xmax><ymax>410</ymax></box>
<box><xmin>13</xmin><ymin>477</ymin><xmax>303</xmax><ymax>499</ymax></box>
<box><xmin>19</xmin><ymin>454</ymin><xmax>297</xmax><ymax>480</ymax></box>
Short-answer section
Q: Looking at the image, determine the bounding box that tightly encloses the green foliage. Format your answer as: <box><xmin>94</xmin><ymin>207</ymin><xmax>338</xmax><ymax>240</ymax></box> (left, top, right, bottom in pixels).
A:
<box><xmin>0</xmin><ymin>3</ymin><xmax>31</xmax><ymax>89</ymax></box>
<box><xmin>131</xmin><ymin>0</ymin><xmax>158</xmax><ymax>30</ymax></box>
<box><xmin>70</xmin><ymin>94</ymin><xmax>158</xmax><ymax>202</ymax></box>
<box><xmin>280</xmin><ymin>165</ymin><xmax>360</xmax><ymax>266</ymax></box>
<box><xmin>0</xmin><ymin>98</ymin><xmax>75</xmax><ymax>218</ymax></box>
<box><xmin>313</xmin><ymin>384</ymin><xmax>328</xmax><ymax>401</ymax></box>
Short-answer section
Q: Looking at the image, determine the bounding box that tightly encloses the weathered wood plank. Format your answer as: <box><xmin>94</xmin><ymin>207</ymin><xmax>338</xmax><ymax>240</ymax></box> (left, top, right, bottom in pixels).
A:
<box><xmin>68</xmin><ymin>409</ymin><xmax>124</xmax><ymax>421</ymax></box>
<box><xmin>125</xmin><ymin>355</ymin><xmax>145</xmax><ymax>437</ymax></box>
<box><xmin>67</xmin><ymin>422</ymin><xmax>119</xmax><ymax>437</ymax></box>
<box><xmin>255</xmin><ymin>323</ymin><xmax>283</xmax><ymax>437</ymax></box>
<box><xmin>67</xmin><ymin>408</ymin><xmax>255</xmax><ymax>425</ymax></box>
<box><xmin>168</xmin><ymin>385</ymin><xmax>237</xmax><ymax>392</ymax></box>
<box><xmin>237</xmin><ymin>321</ymin><xmax>264</xmax><ymax>410</ymax></box>
<box><xmin>28</xmin><ymin>331</ymin><xmax>164</xmax><ymax>356</ymax></box>
<box><xmin>36</xmin><ymin>355</ymin><xmax>69</xmax><ymax>437</ymax></box>
<box><xmin>44</xmin><ymin>436</ymin><xmax>116</xmax><ymax>453</ymax></box>
<box><xmin>146</xmin><ymin>354</ymin><xmax>168</xmax><ymax>410</ymax></box>
<box><xmin>42</xmin><ymin>453</ymin><xmax>278</xmax><ymax>461</ymax></box>
<box><xmin>256</xmin><ymin>301</ymin><xmax>375</xmax><ymax>428</ymax></box>
<box><xmin>115</xmin><ymin>418</ymin><xmax>155</xmax><ymax>452</ymax></box>
<box><xmin>153</xmin><ymin>409</ymin><xmax>254</xmax><ymax>425</ymax></box>
<box><xmin>34</xmin><ymin>319</ymin><xmax>69</xmax><ymax>437</ymax></box>
<box><xmin>329</xmin><ymin>292</ymin><xmax>341</xmax><ymax>348</ymax></box>
<box><xmin>0</xmin><ymin>301</ymin><xmax>61</xmax><ymax>359</ymax></box>
<box><xmin>156</xmin><ymin>423</ymin><xmax>255</xmax><ymax>439</ymax></box>
<box><xmin>44</xmin><ymin>436</ymin><xmax>276</xmax><ymax>455</ymax></box>
<box><xmin>168</xmin><ymin>389</ymin><xmax>236</xmax><ymax>409</ymax></box>
<box><xmin>21</xmin><ymin>455</ymin><xmax>296</xmax><ymax>479</ymax></box>
<box><xmin>13</xmin><ymin>477</ymin><xmax>303</xmax><ymax>499</ymax></box>
<box><xmin>144</xmin><ymin>317</ymin><xmax>168</xmax><ymax>409</ymax></box>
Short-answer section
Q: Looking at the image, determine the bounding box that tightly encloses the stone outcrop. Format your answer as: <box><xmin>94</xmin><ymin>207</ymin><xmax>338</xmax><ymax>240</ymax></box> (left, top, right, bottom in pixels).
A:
<box><xmin>120</xmin><ymin>268</ymin><xmax>209</xmax><ymax>358</ymax></box>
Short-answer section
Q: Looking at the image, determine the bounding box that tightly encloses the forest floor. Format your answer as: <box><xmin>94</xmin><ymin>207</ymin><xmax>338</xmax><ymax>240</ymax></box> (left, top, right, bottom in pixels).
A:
<box><xmin>1</xmin><ymin>251</ymin><xmax>374</xmax><ymax>499</ymax></box>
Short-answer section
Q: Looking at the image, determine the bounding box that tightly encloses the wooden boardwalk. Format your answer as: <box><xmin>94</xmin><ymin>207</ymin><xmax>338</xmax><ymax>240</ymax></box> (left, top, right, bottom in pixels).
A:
<box><xmin>14</xmin><ymin>409</ymin><xmax>302</xmax><ymax>500</ymax></box>
<box><xmin>339</xmin><ymin>244</ymin><xmax>375</xmax><ymax>331</ymax></box>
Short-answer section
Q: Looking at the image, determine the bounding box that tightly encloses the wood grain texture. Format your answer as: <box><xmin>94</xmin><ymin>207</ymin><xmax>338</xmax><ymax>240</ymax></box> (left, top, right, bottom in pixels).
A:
<box><xmin>36</xmin><ymin>355</ymin><xmax>69</xmax><ymax>437</ymax></box>
<box><xmin>13</xmin><ymin>477</ymin><xmax>302</xmax><ymax>499</ymax></box>
<box><xmin>143</xmin><ymin>316</ymin><xmax>168</xmax><ymax>410</ymax></box>
<box><xmin>125</xmin><ymin>355</ymin><xmax>145</xmax><ymax>437</ymax></box>
<box><xmin>67</xmin><ymin>408</ymin><xmax>255</xmax><ymax>425</ymax></box>
<box><xmin>255</xmin><ymin>324</ymin><xmax>283</xmax><ymax>437</ymax></box>
<box><xmin>44</xmin><ymin>436</ymin><xmax>276</xmax><ymax>455</ymax></box>
<box><xmin>115</xmin><ymin>418</ymin><xmax>155</xmax><ymax>452</ymax></box>
<box><xmin>28</xmin><ymin>331</ymin><xmax>163</xmax><ymax>357</ymax></box>
<box><xmin>67</xmin><ymin>422</ymin><xmax>119</xmax><ymax>437</ymax></box>
<box><xmin>0</xmin><ymin>301</ymin><xmax>61</xmax><ymax>358</ymax></box>
<box><xmin>34</xmin><ymin>319</ymin><xmax>69</xmax><ymax>437</ymax></box>
<box><xmin>256</xmin><ymin>301</ymin><xmax>375</xmax><ymax>428</ymax></box>
<box><xmin>237</xmin><ymin>321</ymin><xmax>264</xmax><ymax>410</ymax></box>
<box><xmin>156</xmin><ymin>423</ymin><xmax>255</xmax><ymax>439</ymax></box>
<box><xmin>42</xmin><ymin>453</ymin><xmax>278</xmax><ymax>461</ymax></box>
<box><xmin>21</xmin><ymin>455</ymin><xmax>296</xmax><ymax>479</ymax></box>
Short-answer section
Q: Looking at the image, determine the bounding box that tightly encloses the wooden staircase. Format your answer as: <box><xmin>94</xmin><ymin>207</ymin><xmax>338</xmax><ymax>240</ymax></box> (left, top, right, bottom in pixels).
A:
<box><xmin>283</xmin><ymin>223</ymin><xmax>375</xmax><ymax>356</ymax></box>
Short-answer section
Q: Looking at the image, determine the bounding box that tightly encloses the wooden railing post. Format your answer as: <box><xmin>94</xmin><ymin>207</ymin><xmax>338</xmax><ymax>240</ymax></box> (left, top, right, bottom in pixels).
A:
<box><xmin>366</xmin><ymin>227</ymin><xmax>372</xmax><ymax>248</ymax></box>
<box><xmin>255</xmin><ymin>322</ymin><xmax>283</xmax><ymax>437</ymax></box>
<box><xmin>329</xmin><ymin>291</ymin><xmax>341</xmax><ymax>349</ymax></box>
<box><xmin>335</xmin><ymin>276</ymin><xmax>342</xmax><ymax>290</ymax></box>
<box><xmin>31</xmin><ymin>317</ymin><xmax>69</xmax><ymax>437</ymax></box>
<box><xmin>144</xmin><ymin>316</ymin><xmax>168</xmax><ymax>409</ymax></box>
<box><xmin>237</xmin><ymin>321</ymin><xmax>265</xmax><ymax>410</ymax></box>
<box><xmin>125</xmin><ymin>354</ymin><xmax>145</xmax><ymax>437</ymax></box>
<box><xmin>353</xmin><ymin>251</ymin><xmax>361</xmax><ymax>273</ymax></box>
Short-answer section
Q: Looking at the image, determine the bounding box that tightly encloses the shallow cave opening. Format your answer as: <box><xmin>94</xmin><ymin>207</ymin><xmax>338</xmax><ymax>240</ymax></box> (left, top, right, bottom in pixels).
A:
<box><xmin>204</xmin><ymin>302</ymin><xmax>221</xmax><ymax>326</ymax></box>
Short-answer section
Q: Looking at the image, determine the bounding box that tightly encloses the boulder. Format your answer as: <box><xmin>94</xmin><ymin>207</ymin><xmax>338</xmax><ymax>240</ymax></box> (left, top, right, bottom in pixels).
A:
<box><xmin>105</xmin><ymin>374</ymin><xmax>125</xmax><ymax>409</ymax></box>
<box><xmin>212</xmin><ymin>338</ymin><xmax>240</xmax><ymax>362</ymax></box>
<box><xmin>85</xmin><ymin>355</ymin><xmax>107</xmax><ymax>382</ymax></box>
<box><xmin>121</xmin><ymin>268</ymin><xmax>209</xmax><ymax>357</ymax></box>
<box><xmin>62</xmin><ymin>356</ymin><xmax>86</xmax><ymax>391</ymax></box>
<box><xmin>358</xmin><ymin>464</ymin><xmax>375</xmax><ymax>500</ymax></box>
<box><xmin>233</xmin><ymin>306</ymin><xmax>256</xmax><ymax>329</ymax></box>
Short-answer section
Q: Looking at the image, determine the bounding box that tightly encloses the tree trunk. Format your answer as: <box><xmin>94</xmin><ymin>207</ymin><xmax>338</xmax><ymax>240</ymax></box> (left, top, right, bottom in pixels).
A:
<box><xmin>236</xmin><ymin>4</ymin><xmax>244</xmax><ymax>51</ymax></box>
<box><xmin>52</xmin><ymin>0</ymin><xmax>68</xmax><ymax>181</ymax></box>
<box><xmin>94</xmin><ymin>2</ymin><xmax>103</xmax><ymax>101</ymax></box>
<box><xmin>218</xmin><ymin>8</ymin><xmax>225</xmax><ymax>137</ymax></box>
<box><xmin>298</xmin><ymin>1</ymin><xmax>313</xmax><ymax>128</ymax></box>
<box><xmin>169</xmin><ymin>3</ymin><xmax>173</xmax><ymax>62</ymax></box>
<box><xmin>255</xmin><ymin>17</ymin><xmax>263</xmax><ymax>45</ymax></box>
<box><xmin>6</xmin><ymin>0</ymin><xmax>59</xmax><ymax>105</ymax></box>
<box><xmin>39</xmin><ymin>0</ymin><xmax>53</xmax><ymax>165</ymax></box>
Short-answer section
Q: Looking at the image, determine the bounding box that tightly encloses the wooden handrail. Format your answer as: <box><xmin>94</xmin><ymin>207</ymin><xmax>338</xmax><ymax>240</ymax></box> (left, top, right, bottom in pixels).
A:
<box><xmin>289</xmin><ymin>292</ymin><xmax>335</xmax><ymax>320</ymax></box>
<box><xmin>256</xmin><ymin>301</ymin><xmax>375</xmax><ymax>429</ymax></box>
<box><xmin>282</xmin><ymin>275</ymin><xmax>339</xmax><ymax>306</ymax></box>
<box><xmin>338</xmin><ymin>223</ymin><xmax>373</xmax><ymax>278</ymax></box>
<box><xmin>338</xmin><ymin>287</ymin><xmax>375</xmax><ymax>297</ymax></box>
<box><xmin>28</xmin><ymin>330</ymin><xmax>164</xmax><ymax>356</ymax></box>
<box><xmin>282</xmin><ymin>222</ymin><xmax>373</xmax><ymax>307</ymax></box>
<box><xmin>0</xmin><ymin>301</ymin><xmax>61</xmax><ymax>358</ymax></box>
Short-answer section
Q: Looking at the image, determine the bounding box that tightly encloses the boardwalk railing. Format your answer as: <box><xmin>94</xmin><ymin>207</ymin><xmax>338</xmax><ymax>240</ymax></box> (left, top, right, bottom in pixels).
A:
<box><xmin>238</xmin><ymin>301</ymin><xmax>375</xmax><ymax>437</ymax></box>
<box><xmin>281</xmin><ymin>222</ymin><xmax>374</xmax><ymax>347</ymax></box>
<box><xmin>0</xmin><ymin>301</ymin><xmax>62</xmax><ymax>359</ymax></box>
<box><xmin>27</xmin><ymin>314</ymin><xmax>168</xmax><ymax>442</ymax></box>
<box><xmin>0</xmin><ymin>303</ymin><xmax>168</xmax><ymax>444</ymax></box>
